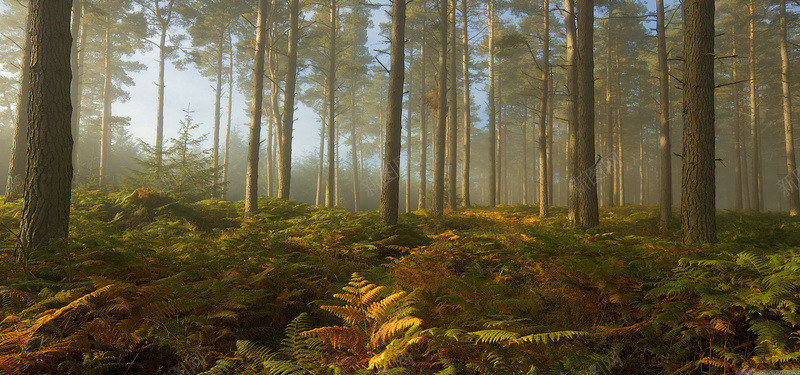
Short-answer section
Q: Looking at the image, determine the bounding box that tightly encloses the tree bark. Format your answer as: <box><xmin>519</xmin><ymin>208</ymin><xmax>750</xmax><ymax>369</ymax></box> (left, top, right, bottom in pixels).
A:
<box><xmin>603</xmin><ymin>3</ymin><xmax>614</xmax><ymax>208</ymax></box>
<box><xmin>244</xmin><ymin>0</ymin><xmax>269</xmax><ymax>213</ymax></box>
<box><xmin>279</xmin><ymin>0</ymin><xmax>299</xmax><ymax>200</ymax></box>
<box><xmin>487</xmin><ymin>0</ymin><xmax>497</xmax><ymax>207</ymax></box>
<box><xmin>564</xmin><ymin>0</ymin><xmax>578</xmax><ymax>222</ymax></box>
<box><xmin>155</xmin><ymin>0</ymin><xmax>175</xmax><ymax>179</ymax></box>
<box><xmin>6</xmin><ymin>5</ymin><xmax>33</xmax><ymax>202</ymax></box>
<box><xmin>461</xmin><ymin>0</ymin><xmax>471</xmax><ymax>207</ymax></box>
<box><xmin>223</xmin><ymin>31</ymin><xmax>233</xmax><ymax>200</ymax></box>
<box><xmin>447</xmin><ymin>0</ymin><xmax>458</xmax><ymax>210</ymax></box>
<box><xmin>70</xmin><ymin>0</ymin><xmax>83</xmax><ymax>181</ymax></box>
<box><xmin>418</xmin><ymin>42</ymin><xmax>428</xmax><ymax>209</ymax></box>
<box><xmin>326</xmin><ymin>0</ymin><xmax>338</xmax><ymax>207</ymax></box>
<box><xmin>405</xmin><ymin>54</ymin><xmax>413</xmax><ymax>212</ymax></box>
<box><xmin>17</xmin><ymin>0</ymin><xmax>74</xmax><ymax>255</ymax></box>
<box><xmin>380</xmin><ymin>0</ymin><xmax>406</xmax><ymax>225</ymax></box>
<box><xmin>432</xmin><ymin>0</ymin><xmax>448</xmax><ymax>216</ymax></box>
<box><xmin>780</xmin><ymin>0</ymin><xmax>799</xmax><ymax>215</ymax></box>
<box><xmin>351</xmin><ymin>77</ymin><xmax>361</xmax><ymax>211</ymax></box>
<box><xmin>213</xmin><ymin>30</ymin><xmax>224</xmax><ymax>196</ymax></box>
<box><xmin>732</xmin><ymin>27</ymin><xmax>742</xmax><ymax>210</ymax></box>
<box><xmin>681</xmin><ymin>0</ymin><xmax>716</xmax><ymax>244</ymax></box>
<box><xmin>575</xmin><ymin>0</ymin><xmax>598</xmax><ymax>227</ymax></box>
<box><xmin>749</xmin><ymin>0</ymin><xmax>762</xmax><ymax>212</ymax></box>
<box><xmin>539</xmin><ymin>0</ymin><xmax>550</xmax><ymax>217</ymax></box>
<box><xmin>316</xmin><ymin>88</ymin><xmax>327</xmax><ymax>206</ymax></box>
<box><xmin>656</xmin><ymin>0</ymin><xmax>671</xmax><ymax>225</ymax></box>
<box><xmin>99</xmin><ymin>18</ymin><xmax>112</xmax><ymax>188</ymax></box>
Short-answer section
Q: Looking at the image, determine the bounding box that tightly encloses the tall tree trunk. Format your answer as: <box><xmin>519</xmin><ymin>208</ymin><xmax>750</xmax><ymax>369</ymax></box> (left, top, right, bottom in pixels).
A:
<box><xmin>380</xmin><ymin>0</ymin><xmax>405</xmax><ymax>224</ymax></box>
<box><xmin>267</xmin><ymin>16</ymin><xmax>279</xmax><ymax>197</ymax></box>
<box><xmin>447</xmin><ymin>0</ymin><xmax>458</xmax><ymax>210</ymax></box>
<box><xmin>523</xmin><ymin>107</ymin><xmax>528</xmax><ymax>205</ymax></box>
<box><xmin>316</xmin><ymin>87</ymin><xmax>327</xmax><ymax>206</ymax></box>
<box><xmin>432</xmin><ymin>0</ymin><xmax>448</xmax><ymax>216</ymax></box>
<box><xmin>155</xmin><ymin>0</ymin><xmax>175</xmax><ymax>179</ymax></box>
<box><xmin>603</xmin><ymin>3</ymin><xmax>614</xmax><ymax>208</ymax></box>
<box><xmin>564</xmin><ymin>0</ymin><xmax>578</xmax><ymax>222</ymax></box>
<box><xmin>245</xmin><ymin>0</ymin><xmax>269</xmax><ymax>213</ymax></box>
<box><xmin>547</xmin><ymin>65</ymin><xmax>554</xmax><ymax>206</ymax></box>
<box><xmin>7</xmin><ymin>6</ymin><xmax>33</xmax><ymax>202</ymax></box>
<box><xmin>732</xmin><ymin>27</ymin><xmax>743</xmax><ymax>210</ymax></box>
<box><xmin>749</xmin><ymin>0</ymin><xmax>762</xmax><ymax>212</ymax></box>
<box><xmin>99</xmin><ymin>18</ymin><xmax>112</xmax><ymax>188</ymax></box>
<box><xmin>17</xmin><ymin>0</ymin><xmax>74</xmax><ymax>255</ymax></box>
<box><xmin>575</xmin><ymin>0</ymin><xmax>598</xmax><ymax>227</ymax></box>
<box><xmin>405</xmin><ymin>55</ymin><xmax>413</xmax><ymax>212</ymax></box>
<box><xmin>418</xmin><ymin>42</ymin><xmax>428</xmax><ymax>209</ymax></box>
<box><xmin>279</xmin><ymin>0</ymin><xmax>299</xmax><ymax>200</ymax></box>
<box><xmin>351</xmin><ymin>77</ymin><xmax>361</xmax><ymax>211</ymax></box>
<box><xmin>539</xmin><ymin>0</ymin><xmax>550</xmax><ymax>217</ymax></box>
<box><xmin>70</xmin><ymin>0</ymin><xmax>83</xmax><ymax>180</ymax></box>
<box><xmin>497</xmin><ymin>89</ymin><xmax>503</xmax><ymax>203</ymax></box>
<box><xmin>657</xmin><ymin>0</ymin><xmax>671</xmax><ymax>225</ymax></box>
<box><xmin>461</xmin><ymin>0</ymin><xmax>471</xmax><ymax>207</ymax></box>
<box><xmin>780</xmin><ymin>0</ymin><xmax>799</xmax><ymax>215</ymax></box>
<box><xmin>615</xmin><ymin>49</ymin><xmax>624</xmax><ymax>205</ymax></box>
<box><xmin>487</xmin><ymin>0</ymin><xmax>497</xmax><ymax>207</ymax></box>
<box><xmin>639</xmin><ymin>123</ymin><xmax>644</xmax><ymax>204</ymax></box>
<box><xmin>213</xmin><ymin>31</ymin><xmax>224</xmax><ymax>197</ymax></box>
<box><xmin>681</xmin><ymin>0</ymin><xmax>716</xmax><ymax>244</ymax></box>
<box><xmin>223</xmin><ymin>32</ymin><xmax>233</xmax><ymax>200</ymax></box>
<box><xmin>326</xmin><ymin>0</ymin><xmax>338</xmax><ymax>207</ymax></box>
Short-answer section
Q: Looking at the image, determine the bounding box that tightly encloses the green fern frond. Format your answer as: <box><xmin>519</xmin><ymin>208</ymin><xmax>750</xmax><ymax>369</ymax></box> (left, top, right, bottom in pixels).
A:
<box><xmin>281</xmin><ymin>313</ymin><xmax>322</xmax><ymax>363</ymax></box>
<box><xmin>515</xmin><ymin>330</ymin><xmax>587</xmax><ymax>345</ymax></box>
<box><xmin>236</xmin><ymin>339</ymin><xmax>275</xmax><ymax>363</ymax></box>
<box><xmin>736</xmin><ymin>252</ymin><xmax>771</xmax><ymax>275</ymax></box>
<box><xmin>467</xmin><ymin>329</ymin><xmax>520</xmax><ymax>344</ymax></box>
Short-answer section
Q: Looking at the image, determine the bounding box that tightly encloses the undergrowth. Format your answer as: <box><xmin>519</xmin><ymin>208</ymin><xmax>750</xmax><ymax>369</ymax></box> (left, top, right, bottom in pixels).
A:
<box><xmin>0</xmin><ymin>190</ymin><xmax>798</xmax><ymax>374</ymax></box>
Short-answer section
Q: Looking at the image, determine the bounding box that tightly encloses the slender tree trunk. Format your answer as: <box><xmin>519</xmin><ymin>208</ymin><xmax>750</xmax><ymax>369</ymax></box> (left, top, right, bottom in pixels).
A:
<box><xmin>316</xmin><ymin>88</ymin><xmax>327</xmax><ymax>206</ymax></box>
<box><xmin>447</xmin><ymin>0</ymin><xmax>458</xmax><ymax>210</ymax></box>
<box><xmin>418</xmin><ymin>42</ymin><xmax>428</xmax><ymax>209</ymax></box>
<box><xmin>279</xmin><ymin>0</ymin><xmax>299</xmax><ymax>200</ymax></box>
<box><xmin>603</xmin><ymin>3</ymin><xmax>614</xmax><ymax>208</ymax></box>
<box><xmin>749</xmin><ymin>0</ymin><xmax>762</xmax><ymax>212</ymax></box>
<box><xmin>17</xmin><ymin>0</ymin><xmax>74</xmax><ymax>254</ymax></box>
<box><xmin>547</xmin><ymin>66</ymin><xmax>554</xmax><ymax>206</ymax></box>
<box><xmin>639</xmin><ymin>123</ymin><xmax>644</xmax><ymax>204</ymax></box>
<box><xmin>681</xmin><ymin>0</ymin><xmax>716</xmax><ymax>244</ymax></box>
<box><xmin>732</xmin><ymin>28</ymin><xmax>742</xmax><ymax>210</ymax></box>
<box><xmin>575</xmin><ymin>0</ymin><xmax>598</xmax><ymax>227</ymax></box>
<box><xmin>539</xmin><ymin>0</ymin><xmax>550</xmax><ymax>217</ymax></box>
<box><xmin>780</xmin><ymin>0</ymin><xmax>799</xmax><ymax>215</ymax></box>
<box><xmin>7</xmin><ymin>6</ymin><xmax>33</xmax><ymax>202</ymax></box>
<box><xmin>433</xmin><ymin>0</ymin><xmax>448</xmax><ymax>216</ymax></box>
<box><xmin>615</xmin><ymin>49</ymin><xmax>624</xmax><ymax>206</ymax></box>
<box><xmin>523</xmin><ymin>107</ymin><xmax>528</xmax><ymax>205</ymax></box>
<box><xmin>351</xmin><ymin>77</ymin><xmax>361</xmax><ymax>211</ymax></box>
<box><xmin>245</xmin><ymin>0</ymin><xmax>269</xmax><ymax>213</ymax></box>
<box><xmin>99</xmin><ymin>18</ymin><xmax>112</xmax><ymax>188</ymax></box>
<box><xmin>326</xmin><ymin>0</ymin><xmax>338</xmax><ymax>207</ymax></box>
<box><xmin>405</xmin><ymin>55</ymin><xmax>413</xmax><ymax>212</ymax></box>
<box><xmin>380</xmin><ymin>0</ymin><xmax>405</xmax><ymax>224</ymax></box>
<box><xmin>154</xmin><ymin>0</ymin><xmax>174</xmax><ymax>179</ymax></box>
<box><xmin>487</xmin><ymin>0</ymin><xmax>497</xmax><ymax>207</ymax></box>
<box><xmin>213</xmin><ymin>31</ymin><xmax>224</xmax><ymax>197</ymax></box>
<box><xmin>223</xmin><ymin>32</ymin><xmax>233</xmax><ymax>200</ymax></box>
<box><xmin>657</xmin><ymin>0</ymin><xmax>671</xmax><ymax>224</ymax></box>
<box><xmin>497</xmin><ymin>90</ymin><xmax>503</xmax><ymax>203</ymax></box>
<box><xmin>461</xmin><ymin>0</ymin><xmax>471</xmax><ymax>207</ymax></box>
<box><xmin>267</xmin><ymin>18</ymin><xmax>279</xmax><ymax>197</ymax></box>
<box><xmin>70</xmin><ymin>0</ymin><xmax>82</xmax><ymax>181</ymax></box>
<box><xmin>564</xmin><ymin>0</ymin><xmax>578</xmax><ymax>222</ymax></box>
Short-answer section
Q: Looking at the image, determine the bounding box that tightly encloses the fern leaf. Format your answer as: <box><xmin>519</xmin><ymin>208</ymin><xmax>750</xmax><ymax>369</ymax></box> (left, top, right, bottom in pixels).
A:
<box><xmin>371</xmin><ymin>316</ymin><xmax>422</xmax><ymax>347</ymax></box>
<box><xmin>366</xmin><ymin>292</ymin><xmax>406</xmax><ymax>321</ymax></box>
<box><xmin>467</xmin><ymin>329</ymin><xmax>520</xmax><ymax>344</ymax></box>
<box><xmin>302</xmin><ymin>326</ymin><xmax>361</xmax><ymax>349</ymax></box>
<box><xmin>236</xmin><ymin>340</ymin><xmax>275</xmax><ymax>363</ymax></box>
<box><xmin>333</xmin><ymin>293</ymin><xmax>362</xmax><ymax>307</ymax></box>
<box><xmin>515</xmin><ymin>330</ymin><xmax>587</xmax><ymax>345</ymax></box>
<box><xmin>360</xmin><ymin>285</ymin><xmax>386</xmax><ymax>305</ymax></box>
<box><xmin>321</xmin><ymin>305</ymin><xmax>365</xmax><ymax>326</ymax></box>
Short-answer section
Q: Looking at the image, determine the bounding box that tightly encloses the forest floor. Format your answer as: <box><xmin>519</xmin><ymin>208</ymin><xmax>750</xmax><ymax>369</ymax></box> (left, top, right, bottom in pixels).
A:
<box><xmin>0</xmin><ymin>189</ymin><xmax>798</xmax><ymax>374</ymax></box>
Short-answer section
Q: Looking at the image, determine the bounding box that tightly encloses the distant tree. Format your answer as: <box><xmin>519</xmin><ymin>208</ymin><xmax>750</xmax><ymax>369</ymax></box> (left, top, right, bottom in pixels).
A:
<box><xmin>446</xmin><ymin>0</ymin><xmax>457</xmax><ymax>210</ymax></box>
<box><xmin>17</xmin><ymin>0</ymin><xmax>74</xmax><ymax>256</ymax></box>
<box><xmin>70</xmin><ymin>0</ymin><xmax>84</xmax><ymax>175</ymax></box>
<box><xmin>461</xmin><ymin>0</ymin><xmax>471</xmax><ymax>207</ymax></box>
<box><xmin>5</xmin><ymin>4</ymin><xmax>31</xmax><ymax>202</ymax></box>
<box><xmin>245</xmin><ymin>0</ymin><xmax>269</xmax><ymax>213</ymax></box>
<box><xmin>564</xmin><ymin>0</ymin><xmax>577</xmax><ymax>222</ymax></box>
<box><xmin>325</xmin><ymin>0</ymin><xmax>339</xmax><ymax>207</ymax></box>
<box><xmin>279</xmin><ymin>0</ymin><xmax>299</xmax><ymax>200</ymax></box>
<box><xmin>538</xmin><ymin>0</ymin><xmax>549</xmax><ymax>218</ymax></box>
<box><xmin>656</xmin><ymin>0</ymin><xmax>671</xmax><ymax>225</ymax></box>
<box><xmin>379</xmin><ymin>0</ymin><xmax>406</xmax><ymax>225</ymax></box>
<box><xmin>432</xmin><ymin>0</ymin><xmax>448</xmax><ymax>216</ymax></box>
<box><xmin>779</xmin><ymin>0</ymin><xmax>799</xmax><ymax>215</ymax></box>
<box><xmin>681</xmin><ymin>0</ymin><xmax>716</xmax><ymax>244</ymax></box>
<box><xmin>748</xmin><ymin>0</ymin><xmax>763</xmax><ymax>211</ymax></box>
<box><xmin>487</xmin><ymin>0</ymin><xmax>497</xmax><ymax>207</ymax></box>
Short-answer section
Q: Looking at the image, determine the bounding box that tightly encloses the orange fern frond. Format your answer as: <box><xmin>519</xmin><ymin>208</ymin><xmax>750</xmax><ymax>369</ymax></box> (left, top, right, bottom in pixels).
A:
<box><xmin>333</xmin><ymin>293</ymin><xmax>362</xmax><ymax>307</ymax></box>
<box><xmin>371</xmin><ymin>316</ymin><xmax>422</xmax><ymax>347</ymax></box>
<box><xmin>321</xmin><ymin>305</ymin><xmax>365</xmax><ymax>326</ymax></box>
<box><xmin>366</xmin><ymin>291</ymin><xmax>406</xmax><ymax>321</ymax></box>
<box><xmin>302</xmin><ymin>326</ymin><xmax>362</xmax><ymax>349</ymax></box>
<box><xmin>360</xmin><ymin>285</ymin><xmax>386</xmax><ymax>305</ymax></box>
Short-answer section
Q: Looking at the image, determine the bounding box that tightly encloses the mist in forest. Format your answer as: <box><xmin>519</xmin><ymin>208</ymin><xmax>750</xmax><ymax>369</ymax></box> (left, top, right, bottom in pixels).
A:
<box><xmin>0</xmin><ymin>0</ymin><xmax>798</xmax><ymax>213</ymax></box>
